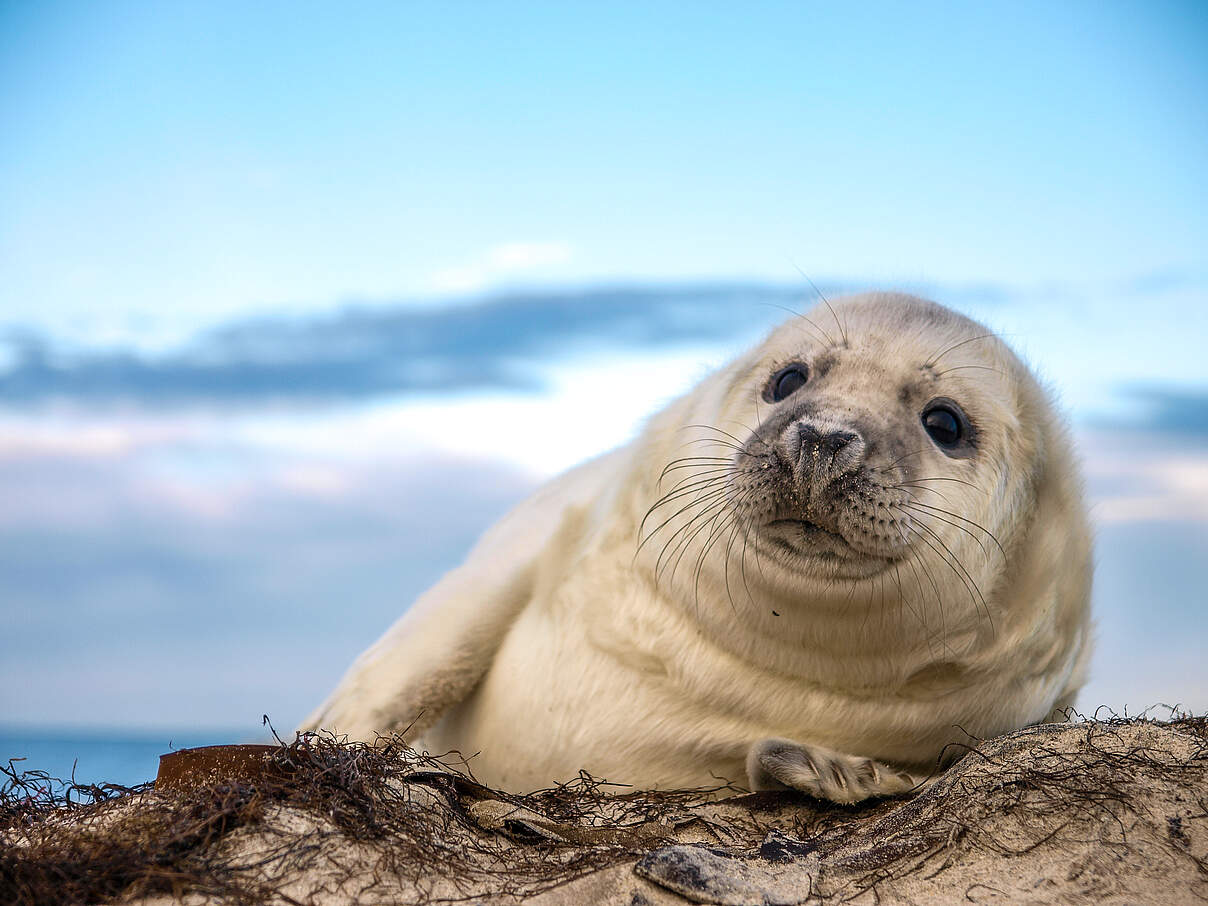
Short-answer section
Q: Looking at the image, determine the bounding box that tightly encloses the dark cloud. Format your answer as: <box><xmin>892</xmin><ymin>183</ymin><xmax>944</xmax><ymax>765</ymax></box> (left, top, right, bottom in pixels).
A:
<box><xmin>1114</xmin><ymin>387</ymin><xmax>1208</xmax><ymax>436</ymax></box>
<box><xmin>0</xmin><ymin>451</ymin><xmax>537</xmax><ymax>728</ymax></box>
<box><xmin>0</xmin><ymin>283</ymin><xmax>827</xmax><ymax>406</ymax></box>
<box><xmin>6</xmin><ymin>279</ymin><xmax>1200</xmax><ymax>424</ymax></box>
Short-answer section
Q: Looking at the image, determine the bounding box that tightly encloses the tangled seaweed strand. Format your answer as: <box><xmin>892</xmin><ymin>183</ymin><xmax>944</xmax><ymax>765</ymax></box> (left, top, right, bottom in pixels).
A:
<box><xmin>805</xmin><ymin>712</ymin><xmax>1208</xmax><ymax>903</ymax></box>
<box><xmin>0</xmin><ymin>758</ymin><xmax>267</xmax><ymax>904</ymax></box>
<box><xmin>0</xmin><ymin>730</ymin><xmax>730</xmax><ymax>906</ymax></box>
<box><xmin>2</xmin><ymin>714</ymin><xmax>1206</xmax><ymax>905</ymax></box>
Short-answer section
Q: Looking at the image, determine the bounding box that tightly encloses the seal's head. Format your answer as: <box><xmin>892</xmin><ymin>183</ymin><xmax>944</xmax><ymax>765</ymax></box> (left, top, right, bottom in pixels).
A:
<box><xmin>731</xmin><ymin>293</ymin><xmax>1052</xmax><ymax>580</ymax></box>
<box><xmin>639</xmin><ymin>292</ymin><xmax>1090</xmax><ymax>705</ymax></box>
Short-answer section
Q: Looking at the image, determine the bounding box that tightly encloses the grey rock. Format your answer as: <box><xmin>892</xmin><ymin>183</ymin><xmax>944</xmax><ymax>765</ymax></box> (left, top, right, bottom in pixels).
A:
<box><xmin>634</xmin><ymin>844</ymin><xmax>818</xmax><ymax>906</ymax></box>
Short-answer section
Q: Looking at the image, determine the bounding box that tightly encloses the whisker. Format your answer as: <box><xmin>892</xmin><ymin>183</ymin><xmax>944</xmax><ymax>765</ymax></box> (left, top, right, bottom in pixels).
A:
<box><xmin>934</xmin><ymin>364</ymin><xmax>1004</xmax><ymax>377</ymax></box>
<box><xmin>674</xmin><ymin>437</ymin><xmax>746</xmax><ymax>454</ymax></box>
<box><xmin>720</xmin><ymin>519</ymin><xmax>745</xmax><ymax>613</ymax></box>
<box><xmin>659</xmin><ymin>455</ymin><xmax>732</xmax><ymax>477</ymax></box>
<box><xmin>893</xmin><ymin>482</ymin><xmax>953</xmax><ymax>504</ymax></box>
<box><xmin>639</xmin><ymin>484</ymin><xmax>729</xmax><ymax>557</ymax></box>
<box><xmin>903</xmin><ymin>504</ymin><xmax>991</xmax><ymax>560</ymax></box>
<box><xmin>684</xmin><ymin>424</ymin><xmax>750</xmax><ymax>448</ymax></box>
<box><xmin>791</xmin><ymin>264</ymin><xmax>847</xmax><ymax>346</ymax></box>
<box><xmin>906</xmin><ymin>514</ymin><xmax>994</xmax><ymax>634</ymax></box>
<box><xmin>903</xmin><ymin>500</ymin><xmax>1006</xmax><ymax>559</ymax></box>
<box><xmin>820</xmin><ymin>295</ymin><xmax>849</xmax><ymax>348</ymax></box>
<box><xmin>705</xmin><ymin>514</ymin><xmax>744</xmax><ymax>613</ymax></box>
<box><xmin>655</xmin><ymin>490</ymin><xmax>731</xmax><ymax>578</ymax></box>
<box><xmin>659</xmin><ymin>471</ymin><xmax>732</xmax><ymax>504</ymax></box>
<box><xmin>639</xmin><ymin>488</ymin><xmax>728</xmax><ymax>550</ymax></box>
<box><xmin>895</xmin><ymin>476</ymin><xmax>986</xmax><ymax>493</ymax></box>
<box><xmin>645</xmin><ymin>471</ymin><xmax>728</xmax><ymax>517</ymax></box>
<box><xmin>760</xmin><ymin>301</ymin><xmax>833</xmax><ymax>347</ymax></box>
<box><xmin>925</xmin><ymin>333</ymin><xmax>1001</xmax><ymax>368</ymax></box>
<box><xmin>899</xmin><ymin>554</ymin><xmax>945</xmax><ymax>660</ymax></box>
<box><xmin>798</xmin><ymin>313</ymin><xmax>838</xmax><ymax>348</ymax></box>
<box><xmin>882</xmin><ymin>448</ymin><xmax>928</xmax><ymax>471</ymax></box>
<box><xmin>666</xmin><ymin>497</ymin><xmax>734</xmax><ymax>586</ymax></box>
<box><xmin>907</xmin><ymin>525</ymin><xmax>977</xmax><ymax>616</ymax></box>
<box><xmin>738</xmin><ymin>516</ymin><xmax>757</xmax><ymax>607</ymax></box>
<box><xmin>906</xmin><ymin>551</ymin><xmax>958</xmax><ymax>660</ymax></box>
<box><xmin>696</xmin><ymin>510</ymin><xmax>743</xmax><ymax>612</ymax></box>
<box><xmin>658</xmin><ymin>462</ymin><xmax>732</xmax><ymax>489</ymax></box>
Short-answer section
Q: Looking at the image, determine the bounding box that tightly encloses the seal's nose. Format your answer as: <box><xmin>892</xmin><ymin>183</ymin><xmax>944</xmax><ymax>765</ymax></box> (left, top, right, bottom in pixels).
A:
<box><xmin>787</xmin><ymin>421</ymin><xmax>866</xmax><ymax>486</ymax></box>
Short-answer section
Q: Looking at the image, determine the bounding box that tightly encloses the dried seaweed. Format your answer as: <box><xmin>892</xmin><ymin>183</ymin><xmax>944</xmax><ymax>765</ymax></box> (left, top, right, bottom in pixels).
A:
<box><xmin>2</xmin><ymin>712</ymin><xmax>1206</xmax><ymax>905</ymax></box>
<box><xmin>0</xmin><ymin>729</ymin><xmax>729</xmax><ymax>905</ymax></box>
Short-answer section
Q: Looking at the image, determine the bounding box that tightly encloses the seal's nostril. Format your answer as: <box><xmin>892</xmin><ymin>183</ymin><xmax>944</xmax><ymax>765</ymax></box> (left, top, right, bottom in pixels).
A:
<box><xmin>822</xmin><ymin>431</ymin><xmax>858</xmax><ymax>456</ymax></box>
<box><xmin>797</xmin><ymin>424</ymin><xmax>822</xmax><ymax>451</ymax></box>
<box><xmin>796</xmin><ymin>424</ymin><xmax>859</xmax><ymax>461</ymax></box>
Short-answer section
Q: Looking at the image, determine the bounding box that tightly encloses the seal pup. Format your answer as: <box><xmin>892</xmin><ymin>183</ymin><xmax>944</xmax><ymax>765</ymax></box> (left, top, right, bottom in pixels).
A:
<box><xmin>304</xmin><ymin>292</ymin><xmax>1092</xmax><ymax>803</ymax></box>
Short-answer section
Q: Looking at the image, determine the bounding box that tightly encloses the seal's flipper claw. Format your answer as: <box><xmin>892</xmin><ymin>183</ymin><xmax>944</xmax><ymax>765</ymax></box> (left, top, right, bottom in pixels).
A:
<box><xmin>746</xmin><ymin>737</ymin><xmax>920</xmax><ymax>804</ymax></box>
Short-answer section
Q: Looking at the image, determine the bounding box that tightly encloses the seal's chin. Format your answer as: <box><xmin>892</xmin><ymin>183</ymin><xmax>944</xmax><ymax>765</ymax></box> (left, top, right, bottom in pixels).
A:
<box><xmin>763</xmin><ymin>519</ymin><xmax>894</xmax><ymax>579</ymax></box>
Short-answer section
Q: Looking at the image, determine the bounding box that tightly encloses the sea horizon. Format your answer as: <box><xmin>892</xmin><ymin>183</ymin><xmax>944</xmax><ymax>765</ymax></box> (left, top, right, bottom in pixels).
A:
<box><xmin>1</xmin><ymin>723</ymin><xmax>275</xmax><ymax>790</ymax></box>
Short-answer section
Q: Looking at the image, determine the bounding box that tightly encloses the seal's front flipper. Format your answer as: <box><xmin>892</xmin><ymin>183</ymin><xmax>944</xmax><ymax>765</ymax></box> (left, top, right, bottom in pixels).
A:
<box><xmin>300</xmin><ymin>449</ymin><xmax>628</xmax><ymax>743</ymax></box>
<box><xmin>746</xmin><ymin>737</ymin><xmax>921</xmax><ymax>804</ymax></box>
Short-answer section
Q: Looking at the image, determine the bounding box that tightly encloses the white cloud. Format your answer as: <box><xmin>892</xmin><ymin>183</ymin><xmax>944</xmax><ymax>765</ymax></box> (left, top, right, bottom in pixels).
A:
<box><xmin>1080</xmin><ymin>431</ymin><xmax>1208</xmax><ymax>525</ymax></box>
<box><xmin>427</xmin><ymin>241</ymin><xmax>574</xmax><ymax>293</ymax></box>
<box><xmin>0</xmin><ymin>414</ymin><xmax>201</xmax><ymax>460</ymax></box>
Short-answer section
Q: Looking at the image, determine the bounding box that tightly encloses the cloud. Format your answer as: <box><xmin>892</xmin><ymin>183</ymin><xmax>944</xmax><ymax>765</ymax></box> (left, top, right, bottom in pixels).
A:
<box><xmin>1120</xmin><ymin>386</ymin><xmax>1208</xmax><ymax>435</ymax></box>
<box><xmin>428</xmin><ymin>241</ymin><xmax>575</xmax><ymax>293</ymax></box>
<box><xmin>1</xmin><ymin>279</ymin><xmax>1205</xmax><ymax>449</ymax></box>
<box><xmin>1088</xmin><ymin>457</ymin><xmax>1208</xmax><ymax>524</ymax></box>
<box><xmin>1080</xmin><ymin>428</ymin><xmax>1208</xmax><ymax>525</ymax></box>
<box><xmin>0</xmin><ymin>443</ymin><xmax>537</xmax><ymax>728</ymax></box>
<box><xmin>0</xmin><ymin>282</ymin><xmax>814</xmax><ymax>407</ymax></box>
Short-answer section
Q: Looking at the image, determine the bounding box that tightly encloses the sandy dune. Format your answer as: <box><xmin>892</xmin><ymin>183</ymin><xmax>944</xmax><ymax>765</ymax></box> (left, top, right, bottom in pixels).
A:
<box><xmin>4</xmin><ymin>715</ymin><xmax>1205</xmax><ymax>905</ymax></box>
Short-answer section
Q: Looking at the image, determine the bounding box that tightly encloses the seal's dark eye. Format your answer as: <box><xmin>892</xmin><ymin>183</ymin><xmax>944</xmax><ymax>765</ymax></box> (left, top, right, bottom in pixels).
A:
<box><xmin>922</xmin><ymin>403</ymin><xmax>964</xmax><ymax>448</ymax></box>
<box><xmin>767</xmin><ymin>365</ymin><xmax>808</xmax><ymax>402</ymax></box>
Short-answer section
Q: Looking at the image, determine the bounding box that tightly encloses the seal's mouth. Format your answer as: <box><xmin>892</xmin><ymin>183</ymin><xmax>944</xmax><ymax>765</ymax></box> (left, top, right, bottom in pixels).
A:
<box><xmin>763</xmin><ymin>518</ymin><xmax>895</xmax><ymax>576</ymax></box>
<box><xmin>765</xmin><ymin>518</ymin><xmax>853</xmax><ymax>557</ymax></box>
<box><xmin>767</xmin><ymin>518</ymin><xmax>844</xmax><ymax>542</ymax></box>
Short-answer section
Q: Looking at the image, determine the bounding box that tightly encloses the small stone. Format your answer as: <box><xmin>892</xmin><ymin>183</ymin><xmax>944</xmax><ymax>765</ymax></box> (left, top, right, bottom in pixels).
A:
<box><xmin>634</xmin><ymin>844</ymin><xmax>817</xmax><ymax>906</ymax></box>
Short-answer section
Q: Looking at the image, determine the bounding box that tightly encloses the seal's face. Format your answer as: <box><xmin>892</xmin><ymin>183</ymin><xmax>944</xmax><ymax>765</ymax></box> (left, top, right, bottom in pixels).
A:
<box><xmin>640</xmin><ymin>293</ymin><xmax>1058</xmax><ymax>632</ymax></box>
<box><xmin>727</xmin><ymin>296</ymin><xmax>1021</xmax><ymax>583</ymax></box>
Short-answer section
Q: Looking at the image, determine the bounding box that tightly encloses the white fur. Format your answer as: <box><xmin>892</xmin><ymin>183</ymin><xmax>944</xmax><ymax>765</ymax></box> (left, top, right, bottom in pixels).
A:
<box><xmin>304</xmin><ymin>293</ymin><xmax>1092</xmax><ymax>800</ymax></box>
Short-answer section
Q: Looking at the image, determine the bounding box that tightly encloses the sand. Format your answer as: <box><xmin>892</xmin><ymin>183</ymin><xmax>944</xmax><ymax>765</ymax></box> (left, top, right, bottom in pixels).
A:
<box><xmin>3</xmin><ymin>715</ymin><xmax>1205</xmax><ymax>905</ymax></box>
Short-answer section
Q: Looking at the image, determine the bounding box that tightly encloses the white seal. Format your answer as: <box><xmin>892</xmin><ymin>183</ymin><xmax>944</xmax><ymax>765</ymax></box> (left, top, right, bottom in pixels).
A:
<box><xmin>304</xmin><ymin>292</ymin><xmax>1092</xmax><ymax>803</ymax></box>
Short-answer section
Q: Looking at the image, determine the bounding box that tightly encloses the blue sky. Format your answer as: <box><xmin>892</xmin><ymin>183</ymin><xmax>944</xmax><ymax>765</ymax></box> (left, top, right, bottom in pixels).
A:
<box><xmin>2</xmin><ymin>2</ymin><xmax>1206</xmax><ymax>340</ymax></box>
<box><xmin>0</xmin><ymin>2</ymin><xmax>1205</xmax><ymax>737</ymax></box>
